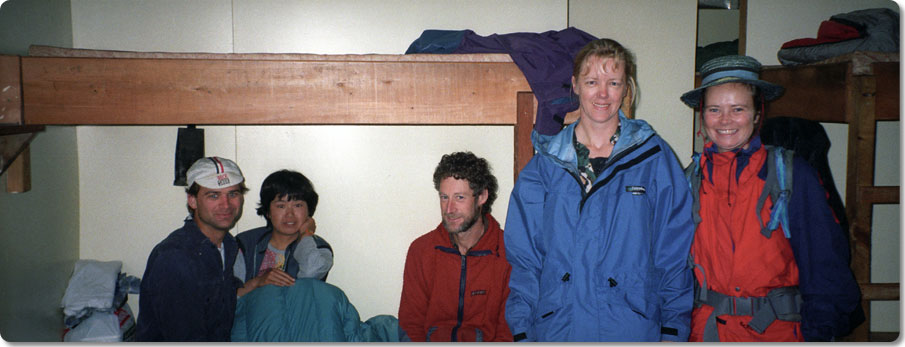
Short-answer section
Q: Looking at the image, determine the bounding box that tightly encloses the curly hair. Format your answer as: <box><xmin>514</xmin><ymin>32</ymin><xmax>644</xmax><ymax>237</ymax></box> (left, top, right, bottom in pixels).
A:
<box><xmin>432</xmin><ymin>151</ymin><xmax>498</xmax><ymax>215</ymax></box>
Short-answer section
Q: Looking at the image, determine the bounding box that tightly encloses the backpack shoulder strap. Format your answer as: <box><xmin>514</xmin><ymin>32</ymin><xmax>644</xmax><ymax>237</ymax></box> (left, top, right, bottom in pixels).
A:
<box><xmin>684</xmin><ymin>152</ymin><xmax>704</xmax><ymax>228</ymax></box>
<box><xmin>756</xmin><ymin>145</ymin><xmax>795</xmax><ymax>239</ymax></box>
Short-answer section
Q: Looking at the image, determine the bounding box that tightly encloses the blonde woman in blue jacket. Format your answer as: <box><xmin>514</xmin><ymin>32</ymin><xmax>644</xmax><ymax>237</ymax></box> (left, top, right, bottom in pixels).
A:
<box><xmin>504</xmin><ymin>38</ymin><xmax>695</xmax><ymax>342</ymax></box>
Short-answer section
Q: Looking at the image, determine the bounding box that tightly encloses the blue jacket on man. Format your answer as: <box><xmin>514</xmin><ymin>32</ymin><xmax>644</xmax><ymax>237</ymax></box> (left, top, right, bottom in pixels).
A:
<box><xmin>136</xmin><ymin>217</ymin><xmax>241</xmax><ymax>341</ymax></box>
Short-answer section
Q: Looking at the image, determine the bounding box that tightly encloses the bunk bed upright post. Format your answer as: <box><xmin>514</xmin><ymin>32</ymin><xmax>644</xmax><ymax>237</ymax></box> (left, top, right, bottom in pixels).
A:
<box><xmin>844</xmin><ymin>68</ymin><xmax>876</xmax><ymax>342</ymax></box>
<box><xmin>514</xmin><ymin>92</ymin><xmax>535</xmax><ymax>180</ymax></box>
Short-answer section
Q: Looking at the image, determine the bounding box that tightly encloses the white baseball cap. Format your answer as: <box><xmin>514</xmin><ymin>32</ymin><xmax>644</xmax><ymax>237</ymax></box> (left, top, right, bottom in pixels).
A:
<box><xmin>186</xmin><ymin>156</ymin><xmax>245</xmax><ymax>189</ymax></box>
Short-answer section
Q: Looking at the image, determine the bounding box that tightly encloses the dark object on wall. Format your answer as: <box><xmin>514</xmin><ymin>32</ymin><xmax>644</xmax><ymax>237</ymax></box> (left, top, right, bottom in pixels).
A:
<box><xmin>760</xmin><ymin>116</ymin><xmax>848</xmax><ymax>237</ymax></box>
<box><xmin>174</xmin><ymin>126</ymin><xmax>204</xmax><ymax>186</ymax></box>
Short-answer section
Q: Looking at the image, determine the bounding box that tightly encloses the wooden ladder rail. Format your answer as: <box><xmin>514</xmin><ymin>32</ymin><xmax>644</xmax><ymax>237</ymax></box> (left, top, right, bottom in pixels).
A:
<box><xmin>844</xmin><ymin>62</ymin><xmax>900</xmax><ymax>342</ymax></box>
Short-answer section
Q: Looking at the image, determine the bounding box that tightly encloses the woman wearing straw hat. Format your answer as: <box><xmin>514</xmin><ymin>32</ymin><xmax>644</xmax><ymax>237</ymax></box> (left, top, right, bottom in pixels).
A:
<box><xmin>504</xmin><ymin>38</ymin><xmax>695</xmax><ymax>342</ymax></box>
<box><xmin>680</xmin><ymin>55</ymin><xmax>862</xmax><ymax>342</ymax></box>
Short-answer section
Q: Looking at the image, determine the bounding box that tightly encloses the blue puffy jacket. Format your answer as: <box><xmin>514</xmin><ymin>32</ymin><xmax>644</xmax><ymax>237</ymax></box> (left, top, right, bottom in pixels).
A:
<box><xmin>504</xmin><ymin>112</ymin><xmax>695</xmax><ymax>341</ymax></box>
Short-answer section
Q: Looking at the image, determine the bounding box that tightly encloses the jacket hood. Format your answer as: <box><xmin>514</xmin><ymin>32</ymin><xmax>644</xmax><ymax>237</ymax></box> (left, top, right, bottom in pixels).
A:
<box><xmin>532</xmin><ymin>110</ymin><xmax>655</xmax><ymax>170</ymax></box>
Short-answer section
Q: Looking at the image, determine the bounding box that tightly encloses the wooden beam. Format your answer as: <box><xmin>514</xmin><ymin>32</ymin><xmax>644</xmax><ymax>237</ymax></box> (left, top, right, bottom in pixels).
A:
<box><xmin>515</xmin><ymin>92</ymin><xmax>535</xmax><ymax>180</ymax></box>
<box><xmin>0</xmin><ymin>55</ymin><xmax>22</xmax><ymax>125</ymax></box>
<box><xmin>874</xmin><ymin>62</ymin><xmax>899</xmax><ymax>120</ymax></box>
<box><xmin>5</xmin><ymin>146</ymin><xmax>30</xmax><ymax>193</ymax></box>
<box><xmin>761</xmin><ymin>63</ymin><xmax>848</xmax><ymax>123</ymax></box>
<box><xmin>860</xmin><ymin>283</ymin><xmax>900</xmax><ymax>301</ymax></box>
<box><xmin>844</xmin><ymin>72</ymin><xmax>878</xmax><ymax>342</ymax></box>
<box><xmin>859</xmin><ymin>186</ymin><xmax>899</xmax><ymax>205</ymax></box>
<box><xmin>22</xmin><ymin>56</ymin><xmax>531</xmax><ymax>125</ymax></box>
<box><xmin>0</xmin><ymin>131</ymin><xmax>38</xmax><ymax>175</ymax></box>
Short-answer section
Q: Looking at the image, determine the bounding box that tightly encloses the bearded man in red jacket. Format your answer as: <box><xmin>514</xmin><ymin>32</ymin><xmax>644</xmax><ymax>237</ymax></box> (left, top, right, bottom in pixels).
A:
<box><xmin>398</xmin><ymin>151</ymin><xmax>513</xmax><ymax>342</ymax></box>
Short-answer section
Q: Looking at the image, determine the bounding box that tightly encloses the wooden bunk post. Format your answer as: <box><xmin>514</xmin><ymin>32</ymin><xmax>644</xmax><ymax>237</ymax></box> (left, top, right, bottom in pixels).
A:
<box><xmin>514</xmin><ymin>92</ymin><xmax>535</xmax><ymax>181</ymax></box>
<box><xmin>6</xmin><ymin>146</ymin><xmax>30</xmax><ymax>193</ymax></box>
<box><xmin>844</xmin><ymin>71</ymin><xmax>876</xmax><ymax>341</ymax></box>
<box><xmin>843</xmin><ymin>66</ymin><xmax>900</xmax><ymax>342</ymax></box>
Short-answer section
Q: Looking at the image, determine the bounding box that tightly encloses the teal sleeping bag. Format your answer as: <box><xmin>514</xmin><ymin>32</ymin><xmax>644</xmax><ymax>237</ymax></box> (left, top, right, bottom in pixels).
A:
<box><xmin>231</xmin><ymin>278</ymin><xmax>402</xmax><ymax>342</ymax></box>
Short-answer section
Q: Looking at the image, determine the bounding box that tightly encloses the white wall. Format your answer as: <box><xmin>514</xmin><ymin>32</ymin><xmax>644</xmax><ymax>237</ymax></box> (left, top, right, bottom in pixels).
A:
<box><xmin>70</xmin><ymin>0</ymin><xmax>568</xmax><ymax>322</ymax></box>
<box><xmin>746</xmin><ymin>0</ymin><xmax>901</xmax><ymax>333</ymax></box>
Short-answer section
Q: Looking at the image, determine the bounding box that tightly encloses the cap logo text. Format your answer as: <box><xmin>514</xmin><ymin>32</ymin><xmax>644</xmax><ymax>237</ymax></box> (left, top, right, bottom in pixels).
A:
<box><xmin>217</xmin><ymin>173</ymin><xmax>230</xmax><ymax>186</ymax></box>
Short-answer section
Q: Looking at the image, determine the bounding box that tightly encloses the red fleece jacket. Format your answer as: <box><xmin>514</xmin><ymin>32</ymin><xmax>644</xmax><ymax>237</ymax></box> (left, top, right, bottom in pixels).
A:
<box><xmin>398</xmin><ymin>214</ymin><xmax>513</xmax><ymax>342</ymax></box>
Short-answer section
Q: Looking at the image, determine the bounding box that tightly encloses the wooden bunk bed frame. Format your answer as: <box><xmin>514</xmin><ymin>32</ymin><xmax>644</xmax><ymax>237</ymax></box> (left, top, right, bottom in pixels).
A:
<box><xmin>1</xmin><ymin>46</ymin><xmax>551</xmax><ymax>192</ymax></box>
<box><xmin>1</xmin><ymin>46</ymin><xmax>632</xmax><ymax>190</ymax></box>
<box><xmin>759</xmin><ymin>52</ymin><xmax>900</xmax><ymax>342</ymax></box>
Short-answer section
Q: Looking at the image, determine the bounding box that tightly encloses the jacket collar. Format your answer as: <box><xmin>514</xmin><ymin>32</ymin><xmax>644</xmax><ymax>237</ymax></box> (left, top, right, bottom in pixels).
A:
<box><xmin>182</xmin><ymin>216</ymin><xmax>237</xmax><ymax>249</ymax></box>
<box><xmin>434</xmin><ymin>213</ymin><xmax>505</xmax><ymax>256</ymax></box>
<box><xmin>702</xmin><ymin>135</ymin><xmax>764</xmax><ymax>182</ymax></box>
<box><xmin>532</xmin><ymin>110</ymin><xmax>655</xmax><ymax>169</ymax></box>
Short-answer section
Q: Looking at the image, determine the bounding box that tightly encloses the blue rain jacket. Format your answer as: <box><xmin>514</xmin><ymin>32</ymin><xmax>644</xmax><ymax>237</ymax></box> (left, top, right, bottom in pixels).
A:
<box><xmin>504</xmin><ymin>112</ymin><xmax>695</xmax><ymax>341</ymax></box>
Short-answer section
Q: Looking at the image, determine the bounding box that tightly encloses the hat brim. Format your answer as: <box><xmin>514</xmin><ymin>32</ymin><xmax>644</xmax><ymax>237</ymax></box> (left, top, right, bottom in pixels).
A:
<box><xmin>680</xmin><ymin>77</ymin><xmax>784</xmax><ymax>108</ymax></box>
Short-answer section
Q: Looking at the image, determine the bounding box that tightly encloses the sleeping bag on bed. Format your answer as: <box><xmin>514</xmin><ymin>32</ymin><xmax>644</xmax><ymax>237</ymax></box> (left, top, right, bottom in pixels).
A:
<box><xmin>778</xmin><ymin>8</ymin><xmax>898</xmax><ymax>66</ymax></box>
<box><xmin>231</xmin><ymin>278</ymin><xmax>402</xmax><ymax>342</ymax></box>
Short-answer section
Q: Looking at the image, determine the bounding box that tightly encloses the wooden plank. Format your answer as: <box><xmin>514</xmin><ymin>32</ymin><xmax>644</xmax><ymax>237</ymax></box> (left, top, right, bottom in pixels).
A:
<box><xmin>0</xmin><ymin>131</ymin><xmax>37</xmax><ymax>175</ymax></box>
<box><xmin>22</xmin><ymin>56</ymin><xmax>530</xmax><ymax>125</ymax></box>
<box><xmin>869</xmin><ymin>332</ymin><xmax>900</xmax><ymax>342</ymax></box>
<box><xmin>873</xmin><ymin>62</ymin><xmax>899</xmax><ymax>121</ymax></box>
<box><xmin>515</xmin><ymin>92</ymin><xmax>535</xmax><ymax>180</ymax></box>
<box><xmin>6</xmin><ymin>146</ymin><xmax>30</xmax><ymax>193</ymax></box>
<box><xmin>0</xmin><ymin>125</ymin><xmax>43</xmax><ymax>136</ymax></box>
<box><xmin>844</xmin><ymin>73</ymin><xmax>877</xmax><ymax>342</ymax></box>
<box><xmin>761</xmin><ymin>63</ymin><xmax>848</xmax><ymax>123</ymax></box>
<box><xmin>860</xmin><ymin>283</ymin><xmax>900</xmax><ymax>301</ymax></box>
<box><xmin>0</xmin><ymin>55</ymin><xmax>22</xmax><ymax>125</ymax></box>
<box><xmin>859</xmin><ymin>186</ymin><xmax>899</xmax><ymax>205</ymax></box>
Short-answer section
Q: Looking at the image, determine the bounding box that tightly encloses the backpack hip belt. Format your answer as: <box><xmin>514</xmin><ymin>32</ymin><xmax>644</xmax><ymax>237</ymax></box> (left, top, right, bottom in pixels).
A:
<box><xmin>695</xmin><ymin>285</ymin><xmax>802</xmax><ymax>341</ymax></box>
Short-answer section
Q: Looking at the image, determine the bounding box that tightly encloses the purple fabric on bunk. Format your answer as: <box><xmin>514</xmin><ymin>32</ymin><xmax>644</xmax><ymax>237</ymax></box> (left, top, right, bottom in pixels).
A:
<box><xmin>407</xmin><ymin>27</ymin><xmax>598</xmax><ymax>135</ymax></box>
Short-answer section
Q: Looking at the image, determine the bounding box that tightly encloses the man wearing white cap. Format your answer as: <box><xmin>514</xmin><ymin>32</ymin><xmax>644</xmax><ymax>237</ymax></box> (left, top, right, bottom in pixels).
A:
<box><xmin>136</xmin><ymin>156</ymin><xmax>249</xmax><ymax>341</ymax></box>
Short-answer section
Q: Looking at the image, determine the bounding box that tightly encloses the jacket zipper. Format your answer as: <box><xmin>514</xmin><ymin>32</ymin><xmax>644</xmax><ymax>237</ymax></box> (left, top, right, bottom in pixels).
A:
<box><xmin>433</xmin><ymin>246</ymin><xmax>492</xmax><ymax>341</ymax></box>
<box><xmin>451</xmin><ymin>254</ymin><xmax>467</xmax><ymax>342</ymax></box>
<box><xmin>566</xmin><ymin>136</ymin><xmax>657</xmax><ymax>212</ymax></box>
